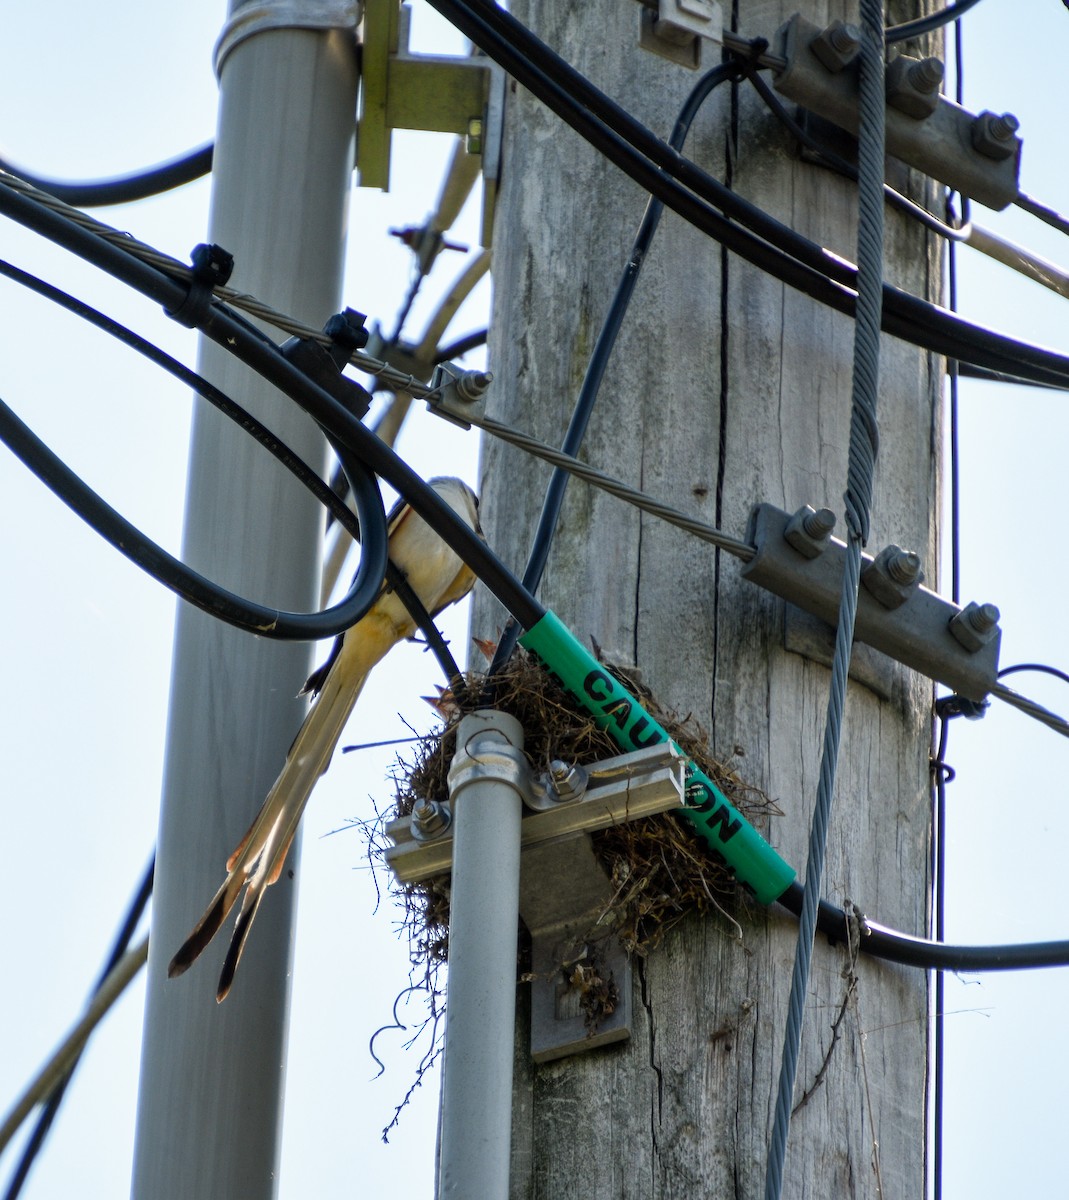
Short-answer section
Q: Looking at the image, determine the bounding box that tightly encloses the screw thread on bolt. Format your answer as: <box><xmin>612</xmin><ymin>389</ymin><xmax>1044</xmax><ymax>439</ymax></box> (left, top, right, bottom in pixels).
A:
<box><xmin>457</xmin><ymin>369</ymin><xmax>493</xmax><ymax>402</ymax></box>
<box><xmin>991</xmin><ymin>113</ymin><xmax>1019</xmax><ymax>140</ymax></box>
<box><xmin>886</xmin><ymin>548</ymin><xmax>922</xmax><ymax>585</ymax></box>
<box><xmin>908</xmin><ymin>57</ymin><xmax>944</xmax><ymax>93</ymax></box>
<box><xmin>828</xmin><ymin>20</ymin><xmax>860</xmax><ymax>52</ymax></box>
<box><xmin>968</xmin><ymin>602</ymin><xmax>1000</xmax><ymax>633</ymax></box>
<box><xmin>802</xmin><ymin>507</ymin><xmax>836</xmax><ymax>539</ymax></box>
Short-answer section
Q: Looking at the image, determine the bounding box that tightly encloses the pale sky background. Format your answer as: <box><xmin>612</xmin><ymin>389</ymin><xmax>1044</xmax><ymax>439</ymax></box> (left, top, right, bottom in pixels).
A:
<box><xmin>1</xmin><ymin>2</ymin><xmax>1068</xmax><ymax>1197</ymax></box>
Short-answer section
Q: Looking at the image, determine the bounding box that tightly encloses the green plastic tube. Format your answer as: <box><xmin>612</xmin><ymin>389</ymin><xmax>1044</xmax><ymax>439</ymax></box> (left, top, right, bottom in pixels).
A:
<box><xmin>519</xmin><ymin>610</ymin><xmax>796</xmax><ymax>906</ymax></box>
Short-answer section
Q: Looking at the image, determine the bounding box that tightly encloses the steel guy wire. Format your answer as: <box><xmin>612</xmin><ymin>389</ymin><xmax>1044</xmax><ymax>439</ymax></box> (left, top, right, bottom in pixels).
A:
<box><xmin>764</xmin><ymin>3</ymin><xmax>885</xmax><ymax>1196</ymax></box>
<box><xmin>468</xmin><ymin>413</ymin><xmax>756</xmax><ymax>561</ymax></box>
<box><xmin>990</xmin><ymin>682</ymin><xmax>1069</xmax><ymax>739</ymax></box>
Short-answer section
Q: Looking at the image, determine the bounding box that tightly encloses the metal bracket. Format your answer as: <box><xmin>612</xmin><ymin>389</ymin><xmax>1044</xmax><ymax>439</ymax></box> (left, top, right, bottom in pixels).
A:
<box><xmin>357</xmin><ymin>0</ymin><xmax>504</xmax><ymax>242</ymax></box>
<box><xmin>772</xmin><ymin>12</ymin><xmax>1021</xmax><ymax>210</ymax></box>
<box><xmin>741</xmin><ymin>503</ymin><xmax>1001</xmax><ymax>701</ymax></box>
<box><xmin>638</xmin><ymin>0</ymin><xmax>723</xmax><ymax>69</ymax></box>
<box><xmin>424</xmin><ymin>360</ymin><xmax>492</xmax><ymax>429</ymax></box>
<box><xmin>385</xmin><ymin>742</ymin><xmax>687</xmax><ymax>1061</ymax></box>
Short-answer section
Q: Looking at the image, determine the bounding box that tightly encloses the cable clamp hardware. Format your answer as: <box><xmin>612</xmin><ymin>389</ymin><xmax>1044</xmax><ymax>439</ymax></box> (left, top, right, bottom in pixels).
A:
<box><xmin>425</xmin><ymin>360</ymin><xmax>492</xmax><ymax>430</ymax></box>
<box><xmin>638</xmin><ymin>0</ymin><xmax>724</xmax><ymax>69</ymax></box>
<box><xmin>165</xmin><ymin>242</ymin><xmax>234</xmax><ymax>329</ymax></box>
<box><xmin>281</xmin><ymin>310</ymin><xmax>372</xmax><ymax>420</ymax></box>
<box><xmin>742</xmin><ymin>502</ymin><xmax>1001</xmax><ymax>701</ymax></box>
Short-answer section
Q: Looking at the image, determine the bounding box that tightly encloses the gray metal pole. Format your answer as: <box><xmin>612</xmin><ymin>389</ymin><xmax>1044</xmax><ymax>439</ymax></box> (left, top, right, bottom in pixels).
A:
<box><xmin>438</xmin><ymin>711</ymin><xmax>527</xmax><ymax>1199</ymax></box>
<box><xmin>131</xmin><ymin>6</ymin><xmax>358</xmax><ymax>1198</ymax></box>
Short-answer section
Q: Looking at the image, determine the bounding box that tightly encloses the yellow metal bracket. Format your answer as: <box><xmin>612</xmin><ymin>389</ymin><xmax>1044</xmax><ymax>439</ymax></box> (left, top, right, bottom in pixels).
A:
<box><xmin>358</xmin><ymin>0</ymin><xmax>501</xmax><ymax>242</ymax></box>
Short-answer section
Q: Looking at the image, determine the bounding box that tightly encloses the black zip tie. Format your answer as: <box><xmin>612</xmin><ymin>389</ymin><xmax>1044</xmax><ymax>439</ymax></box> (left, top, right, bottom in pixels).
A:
<box><xmin>165</xmin><ymin>242</ymin><xmax>234</xmax><ymax>328</ymax></box>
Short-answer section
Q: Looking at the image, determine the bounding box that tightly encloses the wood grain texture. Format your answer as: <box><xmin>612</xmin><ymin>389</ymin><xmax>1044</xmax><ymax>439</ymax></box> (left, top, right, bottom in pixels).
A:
<box><xmin>472</xmin><ymin>3</ymin><xmax>940</xmax><ymax>1195</ymax></box>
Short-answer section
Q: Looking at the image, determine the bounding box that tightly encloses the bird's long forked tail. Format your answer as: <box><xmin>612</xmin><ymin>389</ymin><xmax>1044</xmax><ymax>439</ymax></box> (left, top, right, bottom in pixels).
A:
<box><xmin>168</xmin><ymin>668</ymin><xmax>369</xmax><ymax>1001</ymax></box>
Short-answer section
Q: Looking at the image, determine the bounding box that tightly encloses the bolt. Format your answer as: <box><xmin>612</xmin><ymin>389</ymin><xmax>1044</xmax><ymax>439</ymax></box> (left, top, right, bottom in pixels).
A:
<box><xmin>456</xmin><ymin>369</ymin><xmax>493</xmax><ymax>402</ymax></box>
<box><xmin>802</xmin><ymin>507</ymin><xmax>836</xmax><ymax>539</ymax></box>
<box><xmin>411</xmin><ymin>799</ymin><xmax>450</xmax><ymax>840</ymax></box>
<box><xmin>967</xmin><ymin>602</ymin><xmax>1000</xmax><ymax>634</ymax></box>
<box><xmin>547</xmin><ymin>760</ymin><xmax>588</xmax><ymax>803</ymax></box>
<box><xmin>466</xmin><ymin>117</ymin><xmax>483</xmax><ymax>155</ymax></box>
<box><xmin>948</xmin><ymin>600</ymin><xmax>1001</xmax><ymax>652</ymax></box>
<box><xmin>885</xmin><ymin>547</ymin><xmax>922</xmax><ymax>586</ymax></box>
<box><xmin>907</xmin><ymin>57</ymin><xmax>944</xmax><ymax>94</ymax></box>
<box><xmin>971</xmin><ymin>111</ymin><xmax>1020</xmax><ymax>160</ymax></box>
<box><xmin>826</xmin><ymin>21</ymin><xmax>859</xmax><ymax>53</ymax></box>
<box><xmin>886</xmin><ymin>54</ymin><xmax>944</xmax><ymax>119</ymax></box>
<box><xmin>785</xmin><ymin>504</ymin><xmax>836</xmax><ymax>558</ymax></box>
<box><xmin>810</xmin><ymin>19</ymin><xmax>861</xmax><ymax>73</ymax></box>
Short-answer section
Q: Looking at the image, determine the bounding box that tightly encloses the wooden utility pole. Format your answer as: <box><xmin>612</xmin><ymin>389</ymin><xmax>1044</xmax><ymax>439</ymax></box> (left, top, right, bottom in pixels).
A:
<box><xmin>474</xmin><ymin>2</ymin><xmax>937</xmax><ymax>1194</ymax></box>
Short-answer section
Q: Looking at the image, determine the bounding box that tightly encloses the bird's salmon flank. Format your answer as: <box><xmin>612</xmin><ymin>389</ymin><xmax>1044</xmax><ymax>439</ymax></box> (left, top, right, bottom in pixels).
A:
<box><xmin>168</xmin><ymin>477</ymin><xmax>481</xmax><ymax>1001</ymax></box>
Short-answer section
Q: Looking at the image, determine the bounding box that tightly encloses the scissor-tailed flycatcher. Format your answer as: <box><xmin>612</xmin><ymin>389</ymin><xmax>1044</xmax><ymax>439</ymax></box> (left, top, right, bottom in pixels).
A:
<box><xmin>169</xmin><ymin>476</ymin><xmax>481</xmax><ymax>1001</ymax></box>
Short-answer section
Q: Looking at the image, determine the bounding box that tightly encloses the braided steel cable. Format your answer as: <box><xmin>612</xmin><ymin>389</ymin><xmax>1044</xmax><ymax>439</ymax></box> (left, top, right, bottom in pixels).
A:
<box><xmin>764</xmin><ymin>2</ymin><xmax>885</xmax><ymax>1194</ymax></box>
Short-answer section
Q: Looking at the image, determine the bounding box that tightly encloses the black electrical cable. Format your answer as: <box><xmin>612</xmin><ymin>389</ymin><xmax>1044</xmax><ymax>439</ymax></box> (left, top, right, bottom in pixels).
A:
<box><xmin>0</xmin><ymin>258</ymin><xmax>372</xmax><ymax>537</ymax></box>
<box><xmin>0</xmin><ymin>265</ymin><xmax>389</xmax><ymax>641</ymax></box>
<box><xmin>486</xmin><ymin>57</ymin><xmax>747</xmax><ymax>682</ymax></box>
<box><xmin>7</xmin><ymin>178</ymin><xmax>1069</xmax><ymax>975</ymax></box>
<box><xmin>0</xmin><ymin>173</ymin><xmax>543</xmax><ymax>634</ymax></box>
<box><xmin>998</xmin><ymin>662</ymin><xmax>1069</xmax><ymax>687</ymax></box>
<box><xmin>776</xmin><ymin>882</ymin><xmax>1069</xmax><ymax>970</ymax></box>
<box><xmin>0</xmin><ymin>143</ymin><xmax>212</xmax><ymax>207</ymax></box>
<box><xmin>0</xmin><ymin>259</ymin><xmax>469</xmax><ymax>689</ymax></box>
<box><xmin>886</xmin><ymin>0</ymin><xmax>985</xmax><ymax>45</ymax></box>
<box><xmin>425</xmin><ymin>0</ymin><xmax>1069</xmax><ymax>391</ymax></box>
<box><xmin>434</xmin><ymin>328</ymin><xmax>488</xmax><ymax>363</ymax></box>
<box><xmin>2</xmin><ymin>856</ymin><xmax>155</xmax><ymax>1200</ymax></box>
<box><xmin>746</xmin><ymin>70</ymin><xmax>970</xmax><ymax>243</ymax></box>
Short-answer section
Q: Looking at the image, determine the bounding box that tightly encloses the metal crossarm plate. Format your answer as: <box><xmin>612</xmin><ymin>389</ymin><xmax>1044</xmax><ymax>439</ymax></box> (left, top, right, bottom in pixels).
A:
<box><xmin>741</xmin><ymin>503</ymin><xmax>1000</xmax><ymax>701</ymax></box>
<box><xmin>385</xmin><ymin>742</ymin><xmax>686</xmax><ymax>1061</ymax></box>
<box><xmin>358</xmin><ymin>0</ymin><xmax>503</xmax><ymax>246</ymax></box>
<box><xmin>772</xmin><ymin>13</ymin><xmax>1021</xmax><ymax>210</ymax></box>
<box><xmin>385</xmin><ymin>742</ymin><xmax>686</xmax><ymax>884</ymax></box>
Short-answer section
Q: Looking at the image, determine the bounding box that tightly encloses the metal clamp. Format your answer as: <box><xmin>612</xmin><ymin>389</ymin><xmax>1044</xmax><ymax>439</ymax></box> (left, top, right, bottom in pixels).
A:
<box><xmin>425</xmin><ymin>360</ymin><xmax>492</xmax><ymax>430</ymax></box>
<box><xmin>742</xmin><ymin>502</ymin><xmax>1001</xmax><ymax>701</ymax></box>
<box><xmin>385</xmin><ymin>742</ymin><xmax>687</xmax><ymax>1062</ymax></box>
<box><xmin>638</xmin><ymin>0</ymin><xmax>724</xmax><ymax>69</ymax></box>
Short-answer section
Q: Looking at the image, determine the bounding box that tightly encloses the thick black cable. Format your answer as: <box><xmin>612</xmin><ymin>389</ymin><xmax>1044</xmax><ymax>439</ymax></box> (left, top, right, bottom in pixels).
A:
<box><xmin>0</xmin><ymin>254</ymin><xmax>467</xmax><ymax>676</ymax></box>
<box><xmin>998</xmin><ymin>662</ymin><xmax>1069</xmax><ymax>687</ymax></box>
<box><xmin>746</xmin><ymin>70</ymin><xmax>970</xmax><ymax>243</ymax></box>
<box><xmin>0</xmin><ymin>264</ymin><xmax>389</xmax><ymax>641</ymax></box>
<box><xmin>0</xmin><ymin>144</ymin><xmax>212</xmax><ymax>207</ymax></box>
<box><xmin>0</xmin><ymin>262</ymin><xmax>472</xmax><ymax>686</ymax></box>
<box><xmin>0</xmin><ymin>173</ymin><xmax>543</xmax><ymax>633</ymax></box>
<box><xmin>434</xmin><ymin>328</ymin><xmax>488</xmax><ymax>363</ymax></box>
<box><xmin>486</xmin><ymin>58</ymin><xmax>746</xmax><ymax>682</ymax></box>
<box><xmin>425</xmin><ymin>0</ymin><xmax>1069</xmax><ymax>391</ymax></box>
<box><xmin>886</xmin><ymin>0</ymin><xmax>985</xmax><ymax>44</ymax></box>
<box><xmin>2</xmin><ymin>856</ymin><xmax>155</xmax><ymax>1200</ymax></box>
<box><xmin>0</xmin><ymin>258</ymin><xmax>374</xmax><ymax>538</ymax></box>
<box><xmin>776</xmin><ymin>881</ymin><xmax>1069</xmax><ymax>971</ymax></box>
